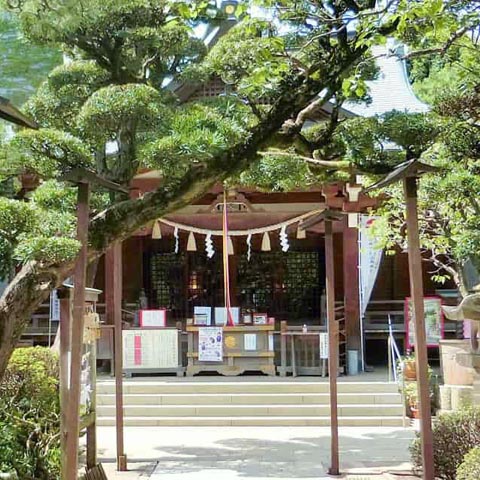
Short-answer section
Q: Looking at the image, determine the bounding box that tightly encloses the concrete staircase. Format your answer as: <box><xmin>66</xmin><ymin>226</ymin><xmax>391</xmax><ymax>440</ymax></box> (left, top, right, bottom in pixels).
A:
<box><xmin>96</xmin><ymin>380</ymin><xmax>404</xmax><ymax>427</ymax></box>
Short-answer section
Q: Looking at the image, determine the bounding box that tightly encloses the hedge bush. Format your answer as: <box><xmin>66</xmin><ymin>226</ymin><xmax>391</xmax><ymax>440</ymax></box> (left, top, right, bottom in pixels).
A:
<box><xmin>410</xmin><ymin>407</ymin><xmax>480</xmax><ymax>480</ymax></box>
<box><xmin>457</xmin><ymin>447</ymin><xmax>480</xmax><ymax>480</ymax></box>
<box><xmin>0</xmin><ymin>347</ymin><xmax>60</xmax><ymax>479</ymax></box>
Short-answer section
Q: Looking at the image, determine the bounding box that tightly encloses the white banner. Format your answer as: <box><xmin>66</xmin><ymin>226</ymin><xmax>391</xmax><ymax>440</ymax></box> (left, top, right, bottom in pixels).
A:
<box><xmin>49</xmin><ymin>289</ymin><xmax>60</xmax><ymax>321</ymax></box>
<box><xmin>358</xmin><ymin>215</ymin><xmax>383</xmax><ymax>317</ymax></box>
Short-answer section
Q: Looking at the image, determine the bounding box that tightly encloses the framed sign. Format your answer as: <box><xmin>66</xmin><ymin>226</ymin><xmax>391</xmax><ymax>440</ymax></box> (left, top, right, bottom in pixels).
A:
<box><xmin>214</xmin><ymin>307</ymin><xmax>240</xmax><ymax>325</ymax></box>
<box><xmin>405</xmin><ymin>296</ymin><xmax>444</xmax><ymax>350</ymax></box>
<box><xmin>253</xmin><ymin>313</ymin><xmax>268</xmax><ymax>325</ymax></box>
<box><xmin>194</xmin><ymin>306</ymin><xmax>211</xmax><ymax>326</ymax></box>
<box><xmin>139</xmin><ymin>309</ymin><xmax>166</xmax><ymax>328</ymax></box>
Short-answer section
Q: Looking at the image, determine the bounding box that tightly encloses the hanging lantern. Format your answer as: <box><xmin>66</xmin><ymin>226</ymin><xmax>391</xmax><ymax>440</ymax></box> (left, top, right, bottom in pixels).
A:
<box><xmin>227</xmin><ymin>236</ymin><xmax>234</xmax><ymax>255</ymax></box>
<box><xmin>187</xmin><ymin>232</ymin><xmax>197</xmax><ymax>251</ymax></box>
<box><xmin>261</xmin><ymin>232</ymin><xmax>271</xmax><ymax>251</ymax></box>
<box><xmin>152</xmin><ymin>220</ymin><xmax>162</xmax><ymax>239</ymax></box>
<box><xmin>296</xmin><ymin>222</ymin><xmax>306</xmax><ymax>239</ymax></box>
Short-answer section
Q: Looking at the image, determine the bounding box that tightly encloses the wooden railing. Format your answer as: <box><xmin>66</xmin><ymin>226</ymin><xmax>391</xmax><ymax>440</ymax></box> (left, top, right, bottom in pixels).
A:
<box><xmin>364</xmin><ymin>299</ymin><xmax>458</xmax><ymax>335</ymax></box>
<box><xmin>278</xmin><ymin>304</ymin><xmax>346</xmax><ymax>377</ymax></box>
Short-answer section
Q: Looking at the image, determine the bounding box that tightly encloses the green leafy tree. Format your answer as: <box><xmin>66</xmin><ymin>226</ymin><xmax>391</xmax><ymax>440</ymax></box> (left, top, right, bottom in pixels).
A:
<box><xmin>0</xmin><ymin>0</ymin><xmax>475</xmax><ymax>378</ymax></box>
<box><xmin>371</xmin><ymin>36</ymin><xmax>480</xmax><ymax>297</ymax></box>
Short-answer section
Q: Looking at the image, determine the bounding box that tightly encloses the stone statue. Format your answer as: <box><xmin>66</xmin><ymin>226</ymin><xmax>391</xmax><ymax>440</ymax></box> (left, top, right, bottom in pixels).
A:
<box><xmin>443</xmin><ymin>294</ymin><xmax>480</xmax><ymax>354</ymax></box>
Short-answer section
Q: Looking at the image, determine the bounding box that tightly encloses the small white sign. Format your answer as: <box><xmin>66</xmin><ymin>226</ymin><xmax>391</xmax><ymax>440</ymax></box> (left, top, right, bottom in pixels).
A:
<box><xmin>319</xmin><ymin>333</ymin><xmax>329</xmax><ymax>359</ymax></box>
<box><xmin>244</xmin><ymin>333</ymin><xmax>257</xmax><ymax>351</ymax></box>
<box><xmin>268</xmin><ymin>333</ymin><xmax>274</xmax><ymax>351</ymax></box>
<box><xmin>139</xmin><ymin>309</ymin><xmax>166</xmax><ymax>327</ymax></box>
<box><xmin>50</xmin><ymin>289</ymin><xmax>60</xmax><ymax>321</ymax></box>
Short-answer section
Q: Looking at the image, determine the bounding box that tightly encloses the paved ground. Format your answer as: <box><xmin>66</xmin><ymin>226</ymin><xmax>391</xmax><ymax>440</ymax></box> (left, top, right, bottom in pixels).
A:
<box><xmin>97</xmin><ymin>426</ymin><xmax>417</xmax><ymax>479</ymax></box>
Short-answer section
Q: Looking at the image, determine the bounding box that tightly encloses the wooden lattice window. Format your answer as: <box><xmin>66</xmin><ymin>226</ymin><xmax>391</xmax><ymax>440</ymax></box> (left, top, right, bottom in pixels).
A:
<box><xmin>237</xmin><ymin>251</ymin><xmax>324</xmax><ymax>322</ymax></box>
<box><xmin>144</xmin><ymin>252</ymin><xmax>186</xmax><ymax>320</ymax></box>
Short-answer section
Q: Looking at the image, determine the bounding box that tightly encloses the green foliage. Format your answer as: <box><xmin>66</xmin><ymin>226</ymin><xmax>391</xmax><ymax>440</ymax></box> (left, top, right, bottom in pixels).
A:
<box><xmin>198</xmin><ymin>18</ymin><xmax>289</xmax><ymax>99</ymax></box>
<box><xmin>410</xmin><ymin>408</ymin><xmax>480</xmax><ymax>480</ymax></box>
<box><xmin>0</xmin><ymin>347</ymin><xmax>60</xmax><ymax>479</ymax></box>
<box><xmin>25</xmin><ymin>61</ymin><xmax>111</xmax><ymax>131</ymax></box>
<box><xmin>140</xmin><ymin>97</ymin><xmax>253</xmax><ymax>178</ymax></box>
<box><xmin>239</xmin><ymin>151</ymin><xmax>318</xmax><ymax>191</ymax></box>
<box><xmin>457</xmin><ymin>447</ymin><xmax>480</xmax><ymax>480</ymax></box>
<box><xmin>14</xmin><ymin>236</ymin><xmax>80</xmax><ymax>264</ymax></box>
<box><xmin>7</xmin><ymin>128</ymin><xmax>93</xmax><ymax>177</ymax></box>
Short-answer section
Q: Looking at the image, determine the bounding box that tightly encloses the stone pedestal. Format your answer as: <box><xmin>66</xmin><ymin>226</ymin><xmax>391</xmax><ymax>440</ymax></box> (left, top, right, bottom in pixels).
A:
<box><xmin>440</xmin><ymin>340</ymin><xmax>475</xmax><ymax>385</ymax></box>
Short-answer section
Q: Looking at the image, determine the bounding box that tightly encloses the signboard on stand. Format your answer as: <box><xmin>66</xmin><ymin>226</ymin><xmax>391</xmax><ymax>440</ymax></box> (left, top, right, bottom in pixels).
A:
<box><xmin>405</xmin><ymin>296</ymin><xmax>445</xmax><ymax>350</ymax></box>
<box><xmin>198</xmin><ymin>327</ymin><xmax>223</xmax><ymax>361</ymax></box>
<box><xmin>123</xmin><ymin>329</ymin><xmax>178</xmax><ymax>369</ymax></box>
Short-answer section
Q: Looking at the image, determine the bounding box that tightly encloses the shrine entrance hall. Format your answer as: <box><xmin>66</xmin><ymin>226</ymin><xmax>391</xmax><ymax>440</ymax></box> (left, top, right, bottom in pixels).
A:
<box><xmin>94</xmin><ymin>185</ymin><xmax>457</xmax><ymax>377</ymax></box>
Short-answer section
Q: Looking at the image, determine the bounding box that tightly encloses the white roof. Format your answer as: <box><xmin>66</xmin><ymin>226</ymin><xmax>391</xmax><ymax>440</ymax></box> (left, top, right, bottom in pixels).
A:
<box><xmin>343</xmin><ymin>42</ymin><xmax>429</xmax><ymax>117</ymax></box>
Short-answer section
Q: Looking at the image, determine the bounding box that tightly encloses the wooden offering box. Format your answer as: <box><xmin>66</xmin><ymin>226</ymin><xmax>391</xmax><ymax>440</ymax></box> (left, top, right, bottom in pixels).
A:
<box><xmin>186</xmin><ymin>324</ymin><xmax>275</xmax><ymax>376</ymax></box>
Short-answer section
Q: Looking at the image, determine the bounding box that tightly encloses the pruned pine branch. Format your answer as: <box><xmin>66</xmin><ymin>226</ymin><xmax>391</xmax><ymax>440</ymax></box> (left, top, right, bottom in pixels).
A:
<box><xmin>258</xmin><ymin>150</ymin><xmax>352</xmax><ymax>171</ymax></box>
<box><xmin>402</xmin><ymin>26</ymin><xmax>470</xmax><ymax>60</ymax></box>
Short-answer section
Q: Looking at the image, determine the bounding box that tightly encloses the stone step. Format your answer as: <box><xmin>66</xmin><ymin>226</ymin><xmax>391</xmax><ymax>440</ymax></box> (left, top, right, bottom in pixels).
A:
<box><xmin>97</xmin><ymin>415</ymin><xmax>404</xmax><ymax>427</ymax></box>
<box><xmin>97</xmin><ymin>403</ymin><xmax>403</xmax><ymax>418</ymax></box>
<box><xmin>97</xmin><ymin>381</ymin><xmax>399</xmax><ymax>395</ymax></box>
<box><xmin>97</xmin><ymin>392</ymin><xmax>401</xmax><ymax>406</ymax></box>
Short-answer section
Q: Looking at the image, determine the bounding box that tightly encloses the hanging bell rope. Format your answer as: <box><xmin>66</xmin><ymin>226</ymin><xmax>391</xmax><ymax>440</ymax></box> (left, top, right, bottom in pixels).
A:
<box><xmin>222</xmin><ymin>191</ymin><xmax>235</xmax><ymax>326</ymax></box>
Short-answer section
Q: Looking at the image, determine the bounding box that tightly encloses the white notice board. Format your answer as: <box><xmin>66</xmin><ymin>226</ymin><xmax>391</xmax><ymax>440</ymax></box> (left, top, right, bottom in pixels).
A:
<box><xmin>319</xmin><ymin>333</ymin><xmax>329</xmax><ymax>359</ymax></box>
<box><xmin>123</xmin><ymin>329</ymin><xmax>178</xmax><ymax>369</ymax></box>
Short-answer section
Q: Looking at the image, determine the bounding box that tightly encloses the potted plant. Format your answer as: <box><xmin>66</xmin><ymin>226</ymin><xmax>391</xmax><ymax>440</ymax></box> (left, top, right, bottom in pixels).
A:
<box><xmin>396</xmin><ymin>352</ymin><xmax>433</xmax><ymax>382</ymax></box>
<box><xmin>404</xmin><ymin>382</ymin><xmax>420</xmax><ymax>418</ymax></box>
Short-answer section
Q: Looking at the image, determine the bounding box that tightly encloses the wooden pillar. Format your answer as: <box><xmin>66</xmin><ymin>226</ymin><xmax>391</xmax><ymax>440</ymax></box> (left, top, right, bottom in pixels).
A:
<box><xmin>404</xmin><ymin>177</ymin><xmax>434</xmax><ymax>480</ymax></box>
<box><xmin>59</xmin><ymin>295</ymin><xmax>71</xmax><ymax>480</ymax></box>
<box><xmin>342</xmin><ymin>219</ymin><xmax>361</xmax><ymax>353</ymax></box>
<box><xmin>86</xmin><ymin>338</ymin><xmax>97</xmax><ymax>469</ymax></box>
<box><xmin>105</xmin><ymin>242</ymin><xmax>127</xmax><ymax>471</ymax></box>
<box><xmin>64</xmin><ymin>181</ymin><xmax>90</xmax><ymax>479</ymax></box>
<box><xmin>325</xmin><ymin>219</ymin><xmax>340</xmax><ymax>476</ymax></box>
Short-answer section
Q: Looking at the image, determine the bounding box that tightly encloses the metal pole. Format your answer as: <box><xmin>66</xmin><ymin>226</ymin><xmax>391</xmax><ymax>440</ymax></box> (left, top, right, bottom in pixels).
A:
<box><xmin>325</xmin><ymin>219</ymin><xmax>340</xmax><ymax>476</ymax></box>
<box><xmin>65</xmin><ymin>181</ymin><xmax>90</xmax><ymax>479</ymax></box>
<box><xmin>404</xmin><ymin>176</ymin><xmax>434</xmax><ymax>480</ymax></box>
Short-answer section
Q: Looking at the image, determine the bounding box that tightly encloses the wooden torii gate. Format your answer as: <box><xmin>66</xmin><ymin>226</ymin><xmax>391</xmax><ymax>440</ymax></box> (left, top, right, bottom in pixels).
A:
<box><xmin>366</xmin><ymin>159</ymin><xmax>440</xmax><ymax>480</ymax></box>
<box><xmin>58</xmin><ymin>168</ymin><xmax>127</xmax><ymax>479</ymax></box>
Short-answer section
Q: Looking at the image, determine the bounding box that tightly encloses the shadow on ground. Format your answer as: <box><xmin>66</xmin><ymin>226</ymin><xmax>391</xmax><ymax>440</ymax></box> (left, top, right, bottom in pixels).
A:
<box><xmin>98</xmin><ymin>428</ymin><xmax>414</xmax><ymax>479</ymax></box>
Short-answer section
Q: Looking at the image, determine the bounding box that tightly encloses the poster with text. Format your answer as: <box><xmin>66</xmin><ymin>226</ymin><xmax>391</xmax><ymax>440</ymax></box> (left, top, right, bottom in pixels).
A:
<box><xmin>405</xmin><ymin>296</ymin><xmax>444</xmax><ymax>349</ymax></box>
<box><xmin>198</xmin><ymin>327</ymin><xmax>223</xmax><ymax>362</ymax></box>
